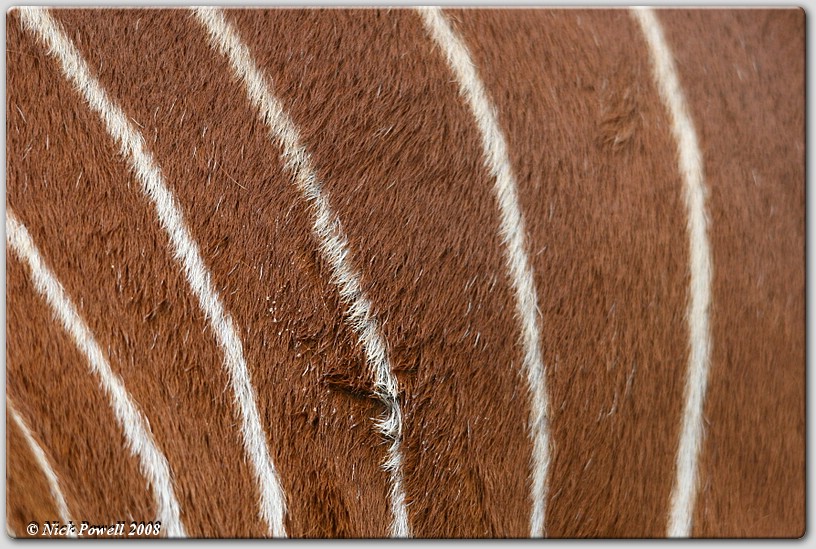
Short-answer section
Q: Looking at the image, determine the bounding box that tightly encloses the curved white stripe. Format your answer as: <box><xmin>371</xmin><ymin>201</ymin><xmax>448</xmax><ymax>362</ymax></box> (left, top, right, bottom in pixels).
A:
<box><xmin>5</xmin><ymin>210</ymin><xmax>186</xmax><ymax>537</ymax></box>
<box><xmin>16</xmin><ymin>8</ymin><xmax>287</xmax><ymax>537</ymax></box>
<box><xmin>417</xmin><ymin>7</ymin><xmax>551</xmax><ymax>537</ymax></box>
<box><xmin>631</xmin><ymin>7</ymin><xmax>713</xmax><ymax>538</ymax></box>
<box><xmin>192</xmin><ymin>7</ymin><xmax>411</xmax><ymax>537</ymax></box>
<box><xmin>7</xmin><ymin>397</ymin><xmax>76</xmax><ymax>537</ymax></box>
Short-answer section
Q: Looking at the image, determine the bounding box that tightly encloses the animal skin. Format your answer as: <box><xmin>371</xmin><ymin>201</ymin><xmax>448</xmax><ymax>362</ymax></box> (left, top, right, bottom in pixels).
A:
<box><xmin>5</xmin><ymin>7</ymin><xmax>804</xmax><ymax>538</ymax></box>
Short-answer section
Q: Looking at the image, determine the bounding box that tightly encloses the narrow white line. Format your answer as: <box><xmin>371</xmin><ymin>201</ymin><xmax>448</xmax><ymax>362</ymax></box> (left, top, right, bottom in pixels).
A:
<box><xmin>417</xmin><ymin>7</ymin><xmax>551</xmax><ymax>538</ymax></box>
<box><xmin>192</xmin><ymin>7</ymin><xmax>411</xmax><ymax>537</ymax></box>
<box><xmin>5</xmin><ymin>210</ymin><xmax>186</xmax><ymax>537</ymax></box>
<box><xmin>7</xmin><ymin>396</ymin><xmax>76</xmax><ymax>537</ymax></box>
<box><xmin>631</xmin><ymin>7</ymin><xmax>713</xmax><ymax>538</ymax></box>
<box><xmin>15</xmin><ymin>7</ymin><xmax>287</xmax><ymax>537</ymax></box>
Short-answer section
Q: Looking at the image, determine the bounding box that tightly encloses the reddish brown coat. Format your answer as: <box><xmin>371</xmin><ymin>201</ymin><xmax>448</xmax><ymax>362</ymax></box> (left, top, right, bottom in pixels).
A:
<box><xmin>5</xmin><ymin>8</ymin><xmax>804</xmax><ymax>538</ymax></box>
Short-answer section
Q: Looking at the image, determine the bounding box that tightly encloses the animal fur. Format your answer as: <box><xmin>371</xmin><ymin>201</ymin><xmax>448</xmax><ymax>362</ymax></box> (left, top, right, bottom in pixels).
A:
<box><xmin>5</xmin><ymin>7</ymin><xmax>804</xmax><ymax>538</ymax></box>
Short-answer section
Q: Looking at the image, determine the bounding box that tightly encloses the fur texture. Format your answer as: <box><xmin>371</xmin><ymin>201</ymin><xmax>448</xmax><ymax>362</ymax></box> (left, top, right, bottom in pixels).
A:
<box><xmin>5</xmin><ymin>7</ymin><xmax>804</xmax><ymax>538</ymax></box>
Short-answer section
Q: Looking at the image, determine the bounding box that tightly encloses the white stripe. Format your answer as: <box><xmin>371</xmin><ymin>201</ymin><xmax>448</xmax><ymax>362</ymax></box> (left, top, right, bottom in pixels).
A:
<box><xmin>417</xmin><ymin>7</ymin><xmax>551</xmax><ymax>537</ymax></box>
<box><xmin>192</xmin><ymin>7</ymin><xmax>411</xmax><ymax>537</ymax></box>
<box><xmin>7</xmin><ymin>397</ymin><xmax>76</xmax><ymax>537</ymax></box>
<box><xmin>631</xmin><ymin>7</ymin><xmax>713</xmax><ymax>538</ymax></box>
<box><xmin>16</xmin><ymin>8</ymin><xmax>288</xmax><ymax>537</ymax></box>
<box><xmin>5</xmin><ymin>210</ymin><xmax>186</xmax><ymax>537</ymax></box>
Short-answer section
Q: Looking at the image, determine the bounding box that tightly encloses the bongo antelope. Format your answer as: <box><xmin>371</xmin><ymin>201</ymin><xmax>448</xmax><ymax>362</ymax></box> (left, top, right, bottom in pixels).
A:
<box><xmin>5</xmin><ymin>6</ymin><xmax>804</xmax><ymax>538</ymax></box>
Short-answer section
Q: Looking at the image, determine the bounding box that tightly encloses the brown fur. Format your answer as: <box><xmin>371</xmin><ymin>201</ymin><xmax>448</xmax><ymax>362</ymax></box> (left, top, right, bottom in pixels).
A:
<box><xmin>661</xmin><ymin>9</ymin><xmax>805</xmax><ymax>537</ymax></box>
<box><xmin>5</xmin><ymin>8</ymin><xmax>804</xmax><ymax>538</ymax></box>
<box><xmin>449</xmin><ymin>9</ymin><xmax>691</xmax><ymax>536</ymax></box>
<box><xmin>6</xmin><ymin>402</ymin><xmax>60</xmax><ymax>532</ymax></box>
